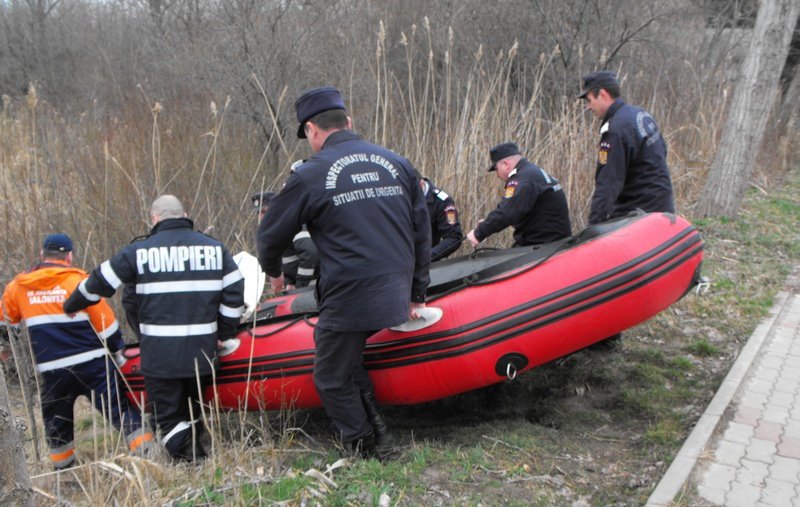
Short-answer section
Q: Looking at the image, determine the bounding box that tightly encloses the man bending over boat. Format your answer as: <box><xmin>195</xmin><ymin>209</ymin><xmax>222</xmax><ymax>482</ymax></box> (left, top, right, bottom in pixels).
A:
<box><xmin>252</xmin><ymin>191</ymin><xmax>319</xmax><ymax>289</ymax></box>
<box><xmin>467</xmin><ymin>142</ymin><xmax>571</xmax><ymax>248</ymax></box>
<box><xmin>420</xmin><ymin>176</ymin><xmax>463</xmax><ymax>261</ymax></box>
<box><xmin>258</xmin><ymin>86</ymin><xmax>430</xmax><ymax>460</ymax></box>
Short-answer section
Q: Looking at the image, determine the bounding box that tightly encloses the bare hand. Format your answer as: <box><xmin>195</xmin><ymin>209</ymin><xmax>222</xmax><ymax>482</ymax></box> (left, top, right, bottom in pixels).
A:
<box><xmin>410</xmin><ymin>301</ymin><xmax>425</xmax><ymax>320</ymax></box>
<box><xmin>270</xmin><ymin>275</ymin><xmax>285</xmax><ymax>294</ymax></box>
<box><xmin>467</xmin><ymin>230</ymin><xmax>480</xmax><ymax>247</ymax></box>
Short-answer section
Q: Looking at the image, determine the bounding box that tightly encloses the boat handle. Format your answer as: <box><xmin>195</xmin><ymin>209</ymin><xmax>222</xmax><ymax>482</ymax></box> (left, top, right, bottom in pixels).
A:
<box><xmin>695</xmin><ymin>276</ymin><xmax>710</xmax><ymax>296</ymax></box>
<box><xmin>506</xmin><ymin>363</ymin><xmax>518</xmax><ymax>380</ymax></box>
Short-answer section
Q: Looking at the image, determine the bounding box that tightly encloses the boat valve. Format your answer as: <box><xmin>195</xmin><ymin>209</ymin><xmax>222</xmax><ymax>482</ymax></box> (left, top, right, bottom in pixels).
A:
<box><xmin>495</xmin><ymin>352</ymin><xmax>528</xmax><ymax>380</ymax></box>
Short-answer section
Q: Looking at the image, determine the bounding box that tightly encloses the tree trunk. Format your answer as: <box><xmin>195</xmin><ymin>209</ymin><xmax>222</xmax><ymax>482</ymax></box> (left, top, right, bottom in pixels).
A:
<box><xmin>777</xmin><ymin>18</ymin><xmax>800</xmax><ymax>134</ymax></box>
<box><xmin>696</xmin><ymin>0</ymin><xmax>800</xmax><ymax>218</ymax></box>
<box><xmin>0</xmin><ymin>364</ymin><xmax>33</xmax><ymax>507</ymax></box>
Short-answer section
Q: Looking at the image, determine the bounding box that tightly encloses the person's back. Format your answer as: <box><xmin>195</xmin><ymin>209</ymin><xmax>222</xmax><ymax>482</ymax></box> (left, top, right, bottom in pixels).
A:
<box><xmin>258</xmin><ymin>86</ymin><xmax>430</xmax><ymax>459</ymax></box>
<box><xmin>5</xmin><ymin>262</ymin><xmax>116</xmax><ymax>368</ymax></box>
<box><xmin>64</xmin><ymin>196</ymin><xmax>244</xmax><ymax>462</ymax></box>
<box><xmin>3</xmin><ymin>233</ymin><xmax>151</xmax><ymax>469</ymax></box>
<box><xmin>469</xmin><ymin>143</ymin><xmax>571</xmax><ymax>248</ymax></box>
<box><xmin>508</xmin><ymin>160</ymin><xmax>572</xmax><ymax>246</ymax></box>
<box><xmin>263</xmin><ymin>132</ymin><xmax>428</xmax><ymax>330</ymax></box>
<box><xmin>579</xmin><ymin>71</ymin><xmax>674</xmax><ymax>225</ymax></box>
<box><xmin>113</xmin><ymin>219</ymin><xmax>239</xmax><ymax>377</ymax></box>
<box><xmin>600</xmin><ymin>100</ymin><xmax>674</xmax><ymax>220</ymax></box>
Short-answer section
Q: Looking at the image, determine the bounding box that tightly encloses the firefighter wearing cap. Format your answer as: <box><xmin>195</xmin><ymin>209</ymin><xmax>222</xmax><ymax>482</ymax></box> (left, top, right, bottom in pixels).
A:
<box><xmin>63</xmin><ymin>195</ymin><xmax>245</xmax><ymax>463</ymax></box>
<box><xmin>579</xmin><ymin>71</ymin><xmax>675</xmax><ymax>225</ymax></box>
<box><xmin>1</xmin><ymin>233</ymin><xmax>152</xmax><ymax>469</ymax></box>
<box><xmin>252</xmin><ymin>191</ymin><xmax>319</xmax><ymax>289</ymax></box>
<box><xmin>257</xmin><ymin>86</ymin><xmax>430</xmax><ymax>459</ymax></box>
<box><xmin>467</xmin><ymin>142</ymin><xmax>571</xmax><ymax>247</ymax></box>
<box><xmin>420</xmin><ymin>177</ymin><xmax>463</xmax><ymax>262</ymax></box>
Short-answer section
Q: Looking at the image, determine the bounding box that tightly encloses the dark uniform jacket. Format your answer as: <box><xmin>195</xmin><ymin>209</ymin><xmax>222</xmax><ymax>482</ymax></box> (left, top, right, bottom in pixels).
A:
<box><xmin>257</xmin><ymin>130</ymin><xmax>431</xmax><ymax>332</ymax></box>
<box><xmin>64</xmin><ymin>218</ymin><xmax>245</xmax><ymax>379</ymax></box>
<box><xmin>475</xmin><ymin>159</ymin><xmax>571</xmax><ymax>246</ymax></box>
<box><xmin>589</xmin><ymin>99</ymin><xmax>675</xmax><ymax>225</ymax></box>
<box><xmin>280</xmin><ymin>225</ymin><xmax>319</xmax><ymax>287</ymax></box>
<box><xmin>423</xmin><ymin>178</ymin><xmax>463</xmax><ymax>262</ymax></box>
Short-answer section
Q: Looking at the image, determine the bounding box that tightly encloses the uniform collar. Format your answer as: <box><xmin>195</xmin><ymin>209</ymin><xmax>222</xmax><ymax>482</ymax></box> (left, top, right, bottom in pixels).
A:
<box><xmin>32</xmin><ymin>259</ymin><xmax>71</xmax><ymax>271</ymax></box>
<box><xmin>421</xmin><ymin>178</ymin><xmax>433</xmax><ymax>202</ymax></box>
<box><xmin>601</xmin><ymin>98</ymin><xmax>625</xmax><ymax>125</ymax></box>
<box><xmin>151</xmin><ymin>217</ymin><xmax>194</xmax><ymax>234</ymax></box>
<box><xmin>322</xmin><ymin>129</ymin><xmax>361</xmax><ymax>149</ymax></box>
<box><xmin>508</xmin><ymin>157</ymin><xmax>527</xmax><ymax>178</ymax></box>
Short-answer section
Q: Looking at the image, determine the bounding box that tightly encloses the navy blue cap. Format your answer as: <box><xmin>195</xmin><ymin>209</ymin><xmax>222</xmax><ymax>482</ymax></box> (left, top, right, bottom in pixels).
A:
<box><xmin>295</xmin><ymin>86</ymin><xmax>346</xmax><ymax>139</ymax></box>
<box><xmin>578</xmin><ymin>71</ymin><xmax>619</xmax><ymax>98</ymax></box>
<box><xmin>251</xmin><ymin>191</ymin><xmax>275</xmax><ymax>210</ymax></box>
<box><xmin>488</xmin><ymin>142</ymin><xmax>521</xmax><ymax>171</ymax></box>
<box><xmin>42</xmin><ymin>233</ymin><xmax>73</xmax><ymax>253</ymax></box>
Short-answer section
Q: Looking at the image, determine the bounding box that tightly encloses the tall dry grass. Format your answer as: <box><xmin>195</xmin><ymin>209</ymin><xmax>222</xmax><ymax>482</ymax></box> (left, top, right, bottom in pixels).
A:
<box><xmin>1</xmin><ymin>19</ymin><xmax>796</xmax><ymax>506</ymax></box>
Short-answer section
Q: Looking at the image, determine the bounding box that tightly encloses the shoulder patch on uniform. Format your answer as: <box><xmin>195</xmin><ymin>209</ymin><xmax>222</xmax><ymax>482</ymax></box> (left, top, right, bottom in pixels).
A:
<box><xmin>444</xmin><ymin>204</ymin><xmax>458</xmax><ymax>225</ymax></box>
<box><xmin>598</xmin><ymin>141</ymin><xmax>611</xmax><ymax>165</ymax></box>
<box><xmin>504</xmin><ymin>179</ymin><xmax>518</xmax><ymax>198</ymax></box>
<box><xmin>435</xmin><ymin>189</ymin><xmax>449</xmax><ymax>201</ymax></box>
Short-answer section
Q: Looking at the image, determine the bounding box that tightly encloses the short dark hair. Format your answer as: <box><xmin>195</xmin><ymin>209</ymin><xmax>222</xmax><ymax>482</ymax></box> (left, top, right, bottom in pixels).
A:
<box><xmin>590</xmin><ymin>84</ymin><xmax>621</xmax><ymax>99</ymax></box>
<box><xmin>308</xmin><ymin>109</ymin><xmax>348</xmax><ymax>132</ymax></box>
<box><xmin>43</xmin><ymin>250</ymin><xmax>70</xmax><ymax>261</ymax></box>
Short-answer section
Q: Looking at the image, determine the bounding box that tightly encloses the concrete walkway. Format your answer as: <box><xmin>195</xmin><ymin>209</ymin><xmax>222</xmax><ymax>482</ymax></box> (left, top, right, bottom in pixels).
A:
<box><xmin>648</xmin><ymin>276</ymin><xmax>800</xmax><ymax>506</ymax></box>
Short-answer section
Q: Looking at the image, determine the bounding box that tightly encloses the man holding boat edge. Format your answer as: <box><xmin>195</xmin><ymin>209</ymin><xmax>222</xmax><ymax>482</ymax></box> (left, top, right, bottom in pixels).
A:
<box><xmin>257</xmin><ymin>86</ymin><xmax>430</xmax><ymax>460</ymax></box>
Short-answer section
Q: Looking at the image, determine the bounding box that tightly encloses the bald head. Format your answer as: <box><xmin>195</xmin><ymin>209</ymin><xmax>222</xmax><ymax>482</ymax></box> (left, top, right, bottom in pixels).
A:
<box><xmin>150</xmin><ymin>194</ymin><xmax>185</xmax><ymax>224</ymax></box>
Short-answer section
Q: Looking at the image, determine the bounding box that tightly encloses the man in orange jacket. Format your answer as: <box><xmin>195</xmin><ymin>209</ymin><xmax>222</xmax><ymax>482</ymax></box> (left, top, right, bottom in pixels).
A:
<box><xmin>2</xmin><ymin>233</ymin><xmax>152</xmax><ymax>470</ymax></box>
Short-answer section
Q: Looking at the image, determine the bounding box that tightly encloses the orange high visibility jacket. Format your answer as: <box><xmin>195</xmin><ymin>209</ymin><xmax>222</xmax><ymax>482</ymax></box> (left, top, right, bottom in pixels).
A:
<box><xmin>2</xmin><ymin>261</ymin><xmax>123</xmax><ymax>372</ymax></box>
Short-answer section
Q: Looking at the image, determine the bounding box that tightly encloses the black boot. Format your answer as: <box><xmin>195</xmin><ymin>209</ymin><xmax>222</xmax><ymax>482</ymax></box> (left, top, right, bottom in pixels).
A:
<box><xmin>361</xmin><ymin>391</ymin><xmax>393</xmax><ymax>448</ymax></box>
<box><xmin>171</xmin><ymin>441</ymin><xmax>207</xmax><ymax>464</ymax></box>
<box><xmin>350</xmin><ymin>433</ymin><xmax>377</xmax><ymax>459</ymax></box>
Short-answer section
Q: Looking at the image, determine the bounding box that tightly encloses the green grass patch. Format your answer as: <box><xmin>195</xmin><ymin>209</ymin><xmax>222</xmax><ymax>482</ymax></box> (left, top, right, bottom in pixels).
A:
<box><xmin>258</xmin><ymin>474</ymin><xmax>311</xmax><ymax>503</ymax></box>
<box><xmin>687</xmin><ymin>339</ymin><xmax>720</xmax><ymax>357</ymax></box>
<box><xmin>643</xmin><ymin>416</ymin><xmax>686</xmax><ymax>447</ymax></box>
<box><xmin>670</xmin><ymin>356</ymin><xmax>694</xmax><ymax>371</ymax></box>
<box><xmin>627</xmin><ymin>347</ymin><xmax>669</xmax><ymax>366</ymax></box>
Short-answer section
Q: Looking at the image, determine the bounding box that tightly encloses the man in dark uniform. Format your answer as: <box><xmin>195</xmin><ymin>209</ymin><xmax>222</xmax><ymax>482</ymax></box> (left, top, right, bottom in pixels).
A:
<box><xmin>579</xmin><ymin>71</ymin><xmax>675</xmax><ymax>225</ymax></box>
<box><xmin>252</xmin><ymin>191</ymin><xmax>319</xmax><ymax>289</ymax></box>
<box><xmin>64</xmin><ymin>195</ymin><xmax>245</xmax><ymax>462</ymax></box>
<box><xmin>421</xmin><ymin>177</ymin><xmax>463</xmax><ymax>261</ymax></box>
<box><xmin>257</xmin><ymin>86</ymin><xmax>430</xmax><ymax>458</ymax></box>
<box><xmin>467</xmin><ymin>142</ymin><xmax>571</xmax><ymax>248</ymax></box>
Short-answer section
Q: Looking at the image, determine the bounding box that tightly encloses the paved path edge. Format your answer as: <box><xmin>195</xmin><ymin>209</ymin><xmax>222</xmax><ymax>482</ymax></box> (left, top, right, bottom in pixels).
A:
<box><xmin>645</xmin><ymin>291</ymin><xmax>792</xmax><ymax>506</ymax></box>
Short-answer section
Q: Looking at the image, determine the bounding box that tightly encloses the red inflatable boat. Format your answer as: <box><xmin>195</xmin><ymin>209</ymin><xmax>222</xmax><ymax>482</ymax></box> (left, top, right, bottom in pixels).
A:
<box><xmin>119</xmin><ymin>212</ymin><xmax>703</xmax><ymax>410</ymax></box>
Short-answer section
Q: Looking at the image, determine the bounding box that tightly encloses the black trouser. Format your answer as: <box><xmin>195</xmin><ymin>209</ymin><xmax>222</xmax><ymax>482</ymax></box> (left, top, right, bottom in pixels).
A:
<box><xmin>313</xmin><ymin>326</ymin><xmax>378</xmax><ymax>443</ymax></box>
<box><xmin>144</xmin><ymin>376</ymin><xmax>209</xmax><ymax>457</ymax></box>
<box><xmin>42</xmin><ymin>356</ymin><xmax>145</xmax><ymax>468</ymax></box>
